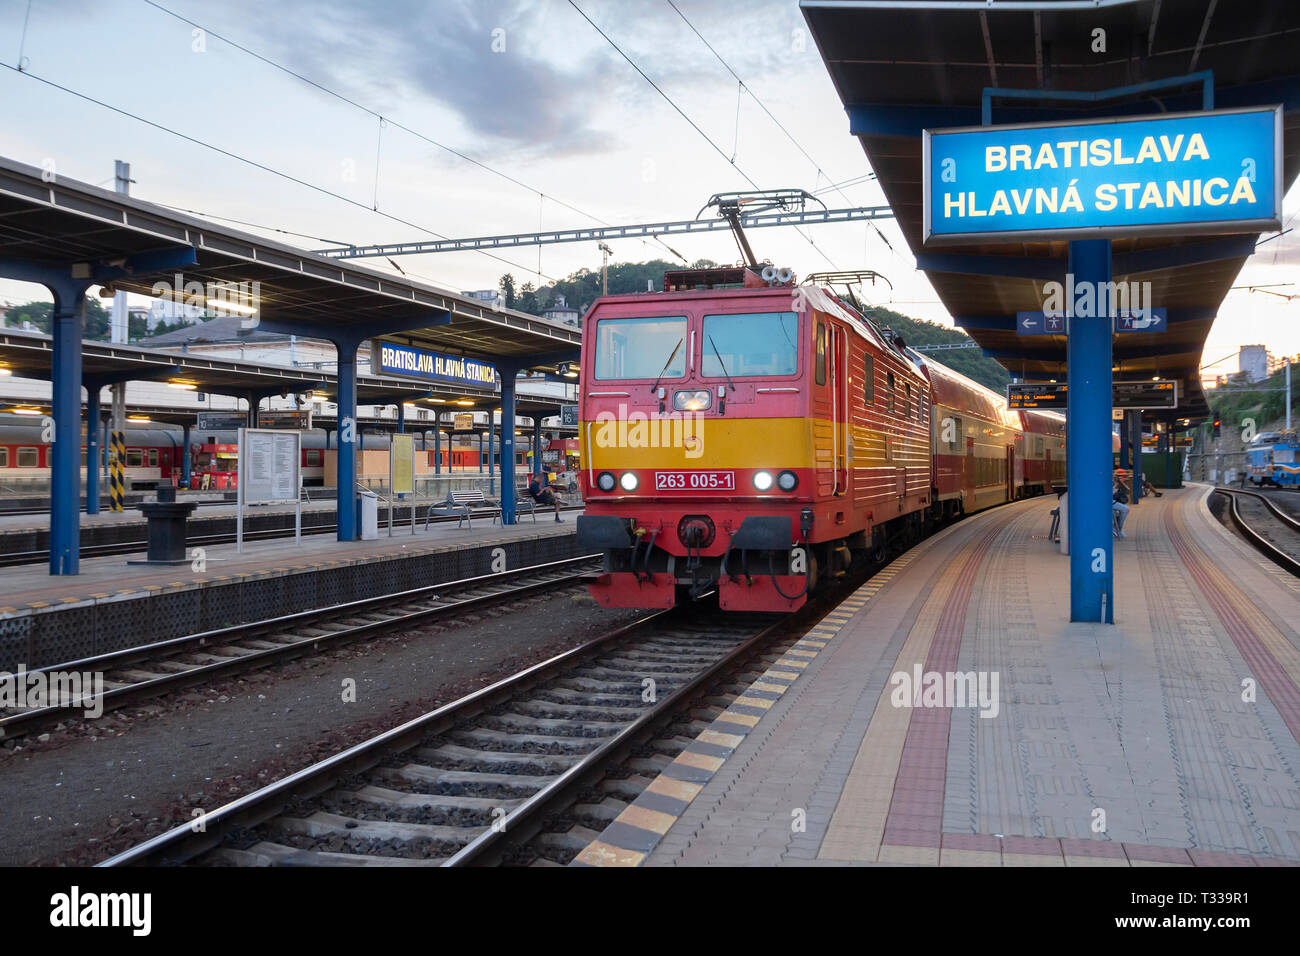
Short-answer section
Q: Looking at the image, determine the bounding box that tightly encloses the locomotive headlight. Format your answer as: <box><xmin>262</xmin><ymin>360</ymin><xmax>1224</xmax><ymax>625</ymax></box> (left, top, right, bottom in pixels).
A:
<box><xmin>777</xmin><ymin>470</ymin><xmax>798</xmax><ymax>491</ymax></box>
<box><xmin>752</xmin><ymin>470</ymin><xmax>774</xmax><ymax>491</ymax></box>
<box><xmin>619</xmin><ymin>471</ymin><xmax>639</xmax><ymax>492</ymax></box>
<box><xmin>673</xmin><ymin>389</ymin><xmax>712</xmax><ymax>411</ymax></box>
<box><xmin>596</xmin><ymin>471</ymin><xmax>616</xmax><ymax>492</ymax></box>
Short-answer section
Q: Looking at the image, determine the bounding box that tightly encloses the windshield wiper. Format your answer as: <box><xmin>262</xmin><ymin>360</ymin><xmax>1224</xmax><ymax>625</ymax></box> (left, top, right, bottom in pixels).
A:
<box><xmin>650</xmin><ymin>338</ymin><xmax>683</xmax><ymax>394</ymax></box>
<box><xmin>709</xmin><ymin>335</ymin><xmax>736</xmax><ymax>392</ymax></box>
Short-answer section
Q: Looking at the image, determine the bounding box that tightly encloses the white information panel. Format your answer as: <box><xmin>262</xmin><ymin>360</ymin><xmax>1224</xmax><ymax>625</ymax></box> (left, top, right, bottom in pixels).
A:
<box><xmin>242</xmin><ymin>429</ymin><xmax>300</xmax><ymax>503</ymax></box>
<box><xmin>236</xmin><ymin>428</ymin><xmax>303</xmax><ymax>553</ymax></box>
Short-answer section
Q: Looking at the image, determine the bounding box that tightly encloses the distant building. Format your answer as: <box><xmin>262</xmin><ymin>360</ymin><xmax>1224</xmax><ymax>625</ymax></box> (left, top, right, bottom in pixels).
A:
<box><xmin>147</xmin><ymin>298</ymin><xmax>204</xmax><ymax>329</ymax></box>
<box><xmin>463</xmin><ymin>289</ymin><xmax>504</xmax><ymax>309</ymax></box>
<box><xmin>1239</xmin><ymin>344</ymin><xmax>1271</xmax><ymax>382</ymax></box>
<box><xmin>543</xmin><ymin>293</ymin><xmax>581</xmax><ymax>327</ymax></box>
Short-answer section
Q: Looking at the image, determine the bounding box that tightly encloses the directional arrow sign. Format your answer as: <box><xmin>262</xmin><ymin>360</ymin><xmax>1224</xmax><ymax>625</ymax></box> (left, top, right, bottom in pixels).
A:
<box><xmin>1113</xmin><ymin>308</ymin><xmax>1167</xmax><ymax>333</ymax></box>
<box><xmin>1016</xmin><ymin>311</ymin><xmax>1068</xmax><ymax>335</ymax></box>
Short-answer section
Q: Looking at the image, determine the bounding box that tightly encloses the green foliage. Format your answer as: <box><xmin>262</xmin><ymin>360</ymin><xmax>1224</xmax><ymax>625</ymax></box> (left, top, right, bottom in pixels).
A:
<box><xmin>860</xmin><ymin>305</ymin><xmax>1010</xmax><ymax>393</ymax></box>
<box><xmin>498</xmin><ymin>274</ymin><xmax>517</xmax><ymax>309</ymax></box>
<box><xmin>1205</xmin><ymin>367</ymin><xmax>1298</xmax><ymax>438</ymax></box>
<box><xmin>4</xmin><ymin>298</ymin><xmax>113</xmax><ymax>339</ymax></box>
<box><xmin>2</xmin><ymin>299</ymin><xmax>199</xmax><ymax>342</ymax></box>
<box><xmin>504</xmin><ymin>258</ymin><xmax>716</xmax><ymax>319</ymax></box>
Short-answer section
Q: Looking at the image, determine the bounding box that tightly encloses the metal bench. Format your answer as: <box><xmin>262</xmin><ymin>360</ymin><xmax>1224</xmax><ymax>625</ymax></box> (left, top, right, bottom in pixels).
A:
<box><xmin>426</xmin><ymin>488</ymin><xmax>499</xmax><ymax>530</ymax></box>
<box><xmin>494</xmin><ymin>489</ymin><xmax>537</xmax><ymax>525</ymax></box>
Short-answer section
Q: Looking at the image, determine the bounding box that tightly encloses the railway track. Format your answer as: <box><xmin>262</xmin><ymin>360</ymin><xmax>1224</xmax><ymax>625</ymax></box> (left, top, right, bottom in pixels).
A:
<box><xmin>96</xmin><ymin>501</ymin><xmax>983</xmax><ymax>868</ymax></box>
<box><xmin>0</xmin><ymin>554</ymin><xmax>598</xmax><ymax>742</ymax></box>
<box><xmin>0</xmin><ymin>504</ymin><xmax>584</xmax><ymax>567</ymax></box>
<box><xmin>98</xmin><ymin>601</ymin><xmax>807</xmax><ymax>867</ymax></box>
<box><xmin>1213</xmin><ymin>487</ymin><xmax>1300</xmax><ymax>576</ymax></box>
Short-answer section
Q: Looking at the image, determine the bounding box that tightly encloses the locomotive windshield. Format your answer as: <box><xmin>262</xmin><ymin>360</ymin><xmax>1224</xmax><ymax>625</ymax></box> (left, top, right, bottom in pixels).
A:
<box><xmin>593</xmin><ymin>316</ymin><xmax>688</xmax><ymax>380</ymax></box>
<box><xmin>701</xmin><ymin>311</ymin><xmax>799</xmax><ymax>378</ymax></box>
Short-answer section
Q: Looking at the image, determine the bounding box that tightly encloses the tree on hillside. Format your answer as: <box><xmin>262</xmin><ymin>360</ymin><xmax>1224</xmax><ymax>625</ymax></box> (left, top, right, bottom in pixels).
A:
<box><xmin>498</xmin><ymin>274</ymin><xmax>517</xmax><ymax>309</ymax></box>
<box><xmin>4</xmin><ymin>298</ymin><xmax>113</xmax><ymax>339</ymax></box>
<box><xmin>518</xmin><ymin>281</ymin><xmax>538</xmax><ymax>315</ymax></box>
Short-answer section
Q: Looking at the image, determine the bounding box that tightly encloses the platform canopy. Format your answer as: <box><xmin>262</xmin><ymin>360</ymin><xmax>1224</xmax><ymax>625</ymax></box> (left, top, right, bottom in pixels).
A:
<box><xmin>0</xmin><ymin>327</ymin><xmax>572</xmax><ymax>419</ymax></box>
<box><xmin>0</xmin><ymin>155</ymin><xmax>580</xmax><ymax>365</ymax></box>
<box><xmin>802</xmin><ymin>0</ymin><xmax>1300</xmax><ymax>420</ymax></box>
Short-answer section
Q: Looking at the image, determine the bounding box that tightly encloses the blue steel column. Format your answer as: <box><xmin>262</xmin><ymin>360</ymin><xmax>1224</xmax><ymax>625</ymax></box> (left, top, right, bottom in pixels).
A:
<box><xmin>478</xmin><ymin>431</ymin><xmax>484</xmax><ymax>471</ymax></box>
<box><xmin>182</xmin><ymin>423</ymin><xmax>192</xmax><ymax>489</ymax></box>
<box><xmin>86</xmin><ymin>386</ymin><xmax>101</xmax><ymax>514</ymax></box>
<box><xmin>1129</xmin><ymin>411</ymin><xmax>1143</xmax><ymax>502</ymax></box>
<box><xmin>334</xmin><ymin>339</ymin><xmax>359</xmax><ymax>541</ymax></box>
<box><xmin>396</xmin><ymin>401</ymin><xmax>405</xmax><ymax>433</ymax></box>
<box><xmin>1066</xmin><ymin>239</ymin><xmax>1114</xmax><ymax>623</ymax></box>
<box><xmin>488</xmin><ymin>412</ymin><xmax>497</xmax><ymax>498</ymax></box>
<box><xmin>434</xmin><ymin>414</ymin><xmax>442</xmax><ymax>474</ymax></box>
<box><xmin>51</xmin><ymin>290</ymin><xmax>85</xmax><ymax>574</ymax></box>
<box><xmin>500</xmin><ymin>372</ymin><xmax>518</xmax><ymax>524</ymax></box>
<box><xmin>1118</xmin><ymin>412</ymin><xmax>1131</xmax><ymax>471</ymax></box>
<box><xmin>533</xmin><ymin>418</ymin><xmax>543</xmax><ymax>476</ymax></box>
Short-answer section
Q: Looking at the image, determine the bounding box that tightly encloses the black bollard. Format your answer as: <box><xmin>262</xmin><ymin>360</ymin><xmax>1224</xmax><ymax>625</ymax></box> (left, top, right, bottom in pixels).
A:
<box><xmin>129</xmin><ymin>485</ymin><xmax>198</xmax><ymax>565</ymax></box>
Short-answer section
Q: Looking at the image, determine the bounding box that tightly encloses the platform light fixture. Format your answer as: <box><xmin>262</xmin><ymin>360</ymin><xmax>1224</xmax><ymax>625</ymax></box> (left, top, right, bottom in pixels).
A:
<box><xmin>12</xmin><ymin>406</ymin><xmax>42</xmax><ymax>415</ymax></box>
<box><xmin>167</xmin><ymin>381</ymin><xmax>197</xmax><ymax>390</ymax></box>
<box><xmin>127</xmin><ymin>414</ymin><xmax>152</xmax><ymax>422</ymax></box>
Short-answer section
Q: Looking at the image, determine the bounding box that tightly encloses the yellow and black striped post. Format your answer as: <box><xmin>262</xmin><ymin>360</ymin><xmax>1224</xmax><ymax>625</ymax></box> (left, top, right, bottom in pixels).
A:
<box><xmin>109</xmin><ymin>430</ymin><xmax>125</xmax><ymax>511</ymax></box>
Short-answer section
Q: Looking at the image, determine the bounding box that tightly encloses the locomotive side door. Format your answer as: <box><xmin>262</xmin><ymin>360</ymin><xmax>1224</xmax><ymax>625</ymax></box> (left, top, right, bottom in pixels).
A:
<box><xmin>1005</xmin><ymin>444</ymin><xmax>1016</xmax><ymax>501</ymax></box>
<box><xmin>812</xmin><ymin>317</ymin><xmax>835</xmax><ymax>496</ymax></box>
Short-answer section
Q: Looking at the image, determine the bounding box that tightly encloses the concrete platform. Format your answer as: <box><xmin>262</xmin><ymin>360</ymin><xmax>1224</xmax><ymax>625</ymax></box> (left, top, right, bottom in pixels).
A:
<box><xmin>0</xmin><ymin>511</ymin><xmax>584</xmax><ymax>670</ymax></box>
<box><xmin>574</xmin><ymin>486</ymin><xmax>1300</xmax><ymax>867</ymax></box>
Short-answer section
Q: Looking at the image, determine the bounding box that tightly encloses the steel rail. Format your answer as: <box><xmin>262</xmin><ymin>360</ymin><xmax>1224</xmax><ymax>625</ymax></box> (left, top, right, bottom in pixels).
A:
<box><xmin>97</xmin><ymin>608</ymin><xmax>674</xmax><ymax>866</ymax></box>
<box><xmin>0</xmin><ymin>554</ymin><xmax>599</xmax><ymax>741</ymax></box>
<box><xmin>1214</xmin><ymin>488</ymin><xmax>1300</xmax><ymax>577</ymax></box>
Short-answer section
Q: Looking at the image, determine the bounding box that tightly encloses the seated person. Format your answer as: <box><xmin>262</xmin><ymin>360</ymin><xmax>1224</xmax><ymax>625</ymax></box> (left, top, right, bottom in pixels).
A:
<box><xmin>1113</xmin><ymin>470</ymin><xmax>1131</xmax><ymax>538</ymax></box>
<box><xmin>527</xmin><ymin>469</ymin><xmax>564</xmax><ymax>522</ymax></box>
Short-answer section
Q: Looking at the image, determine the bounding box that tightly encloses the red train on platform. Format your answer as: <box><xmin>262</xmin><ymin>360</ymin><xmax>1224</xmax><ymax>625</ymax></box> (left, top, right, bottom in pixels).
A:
<box><xmin>576</xmin><ymin>265</ymin><xmax>1067</xmax><ymax>613</ymax></box>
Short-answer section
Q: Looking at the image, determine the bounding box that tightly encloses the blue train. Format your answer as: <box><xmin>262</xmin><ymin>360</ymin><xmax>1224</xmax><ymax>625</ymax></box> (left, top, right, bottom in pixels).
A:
<box><xmin>1246</xmin><ymin>431</ymin><xmax>1300</xmax><ymax>487</ymax></box>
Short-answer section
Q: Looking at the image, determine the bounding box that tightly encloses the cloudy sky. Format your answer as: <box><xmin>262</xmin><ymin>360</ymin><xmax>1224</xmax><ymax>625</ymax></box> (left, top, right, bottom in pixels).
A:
<box><xmin>1</xmin><ymin>0</ymin><xmax>1296</xmax><ymax>381</ymax></box>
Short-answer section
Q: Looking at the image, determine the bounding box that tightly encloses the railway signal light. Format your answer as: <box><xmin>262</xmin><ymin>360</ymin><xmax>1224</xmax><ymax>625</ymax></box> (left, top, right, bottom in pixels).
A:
<box><xmin>1212</xmin><ymin>411</ymin><xmax>1221</xmax><ymax>438</ymax></box>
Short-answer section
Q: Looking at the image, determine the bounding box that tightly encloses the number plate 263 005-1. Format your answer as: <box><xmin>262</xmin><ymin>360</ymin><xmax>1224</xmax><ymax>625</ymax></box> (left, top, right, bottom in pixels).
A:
<box><xmin>653</xmin><ymin>470</ymin><xmax>735</xmax><ymax>491</ymax></box>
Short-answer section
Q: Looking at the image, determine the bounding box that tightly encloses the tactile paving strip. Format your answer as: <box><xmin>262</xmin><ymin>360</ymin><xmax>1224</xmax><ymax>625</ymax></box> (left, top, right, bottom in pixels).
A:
<box><xmin>570</xmin><ymin>551</ymin><xmax>920</xmax><ymax>867</ymax></box>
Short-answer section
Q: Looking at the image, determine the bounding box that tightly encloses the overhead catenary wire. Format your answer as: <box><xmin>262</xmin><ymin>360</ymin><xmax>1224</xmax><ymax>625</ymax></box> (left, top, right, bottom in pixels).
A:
<box><xmin>0</xmin><ymin>62</ymin><xmax>559</xmax><ymax>285</ymax></box>
<box><xmin>138</xmin><ymin>0</ymin><xmax>667</xmax><ymax>263</ymax></box>
<box><xmin>665</xmin><ymin>0</ymin><xmax>891</xmax><ymax>261</ymax></box>
<box><xmin>567</xmin><ymin>1</ymin><xmax>838</xmax><ymax>271</ymax></box>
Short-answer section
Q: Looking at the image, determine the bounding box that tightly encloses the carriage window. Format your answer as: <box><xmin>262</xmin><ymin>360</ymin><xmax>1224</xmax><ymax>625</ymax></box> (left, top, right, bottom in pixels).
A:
<box><xmin>0</xmin><ymin>447</ymin><xmax>9</xmax><ymax>467</ymax></box>
<box><xmin>863</xmin><ymin>354</ymin><xmax>874</xmax><ymax>404</ymax></box>
<box><xmin>593</xmin><ymin>315</ymin><xmax>688</xmax><ymax>380</ymax></box>
<box><xmin>815</xmin><ymin>323</ymin><xmax>826</xmax><ymax>385</ymax></box>
<box><xmin>148</xmin><ymin>449</ymin><xmax>159</xmax><ymax>467</ymax></box>
<box><xmin>1035</xmin><ymin>436</ymin><xmax>1044</xmax><ymax>456</ymax></box>
<box><xmin>306</xmin><ymin>449</ymin><xmax>322</xmax><ymax>466</ymax></box>
<box><xmin>126</xmin><ymin>449</ymin><xmax>143</xmax><ymax>467</ymax></box>
<box><xmin>17</xmin><ymin>447</ymin><xmax>38</xmax><ymax>467</ymax></box>
<box><xmin>701</xmin><ymin>312</ymin><xmax>798</xmax><ymax>378</ymax></box>
<box><xmin>949</xmin><ymin>415</ymin><xmax>963</xmax><ymax>450</ymax></box>
<box><xmin>904</xmin><ymin>382</ymin><xmax>912</xmax><ymax>418</ymax></box>
<box><xmin>886</xmin><ymin>372</ymin><xmax>895</xmax><ymax>414</ymax></box>
<box><xmin>916</xmin><ymin>390</ymin><xmax>926</xmax><ymax>423</ymax></box>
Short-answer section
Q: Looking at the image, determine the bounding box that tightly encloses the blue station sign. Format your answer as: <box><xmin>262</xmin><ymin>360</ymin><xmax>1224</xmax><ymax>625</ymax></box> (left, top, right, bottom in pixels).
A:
<box><xmin>923</xmin><ymin>106</ymin><xmax>1282</xmax><ymax>244</ymax></box>
<box><xmin>372</xmin><ymin>341</ymin><xmax>499</xmax><ymax>389</ymax></box>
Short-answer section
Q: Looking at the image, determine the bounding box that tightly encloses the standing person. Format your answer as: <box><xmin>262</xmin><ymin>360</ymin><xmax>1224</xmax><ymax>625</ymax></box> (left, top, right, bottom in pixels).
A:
<box><xmin>528</xmin><ymin>467</ymin><xmax>564</xmax><ymax>522</ymax></box>
<box><xmin>1113</xmin><ymin>469</ymin><xmax>1131</xmax><ymax>538</ymax></box>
